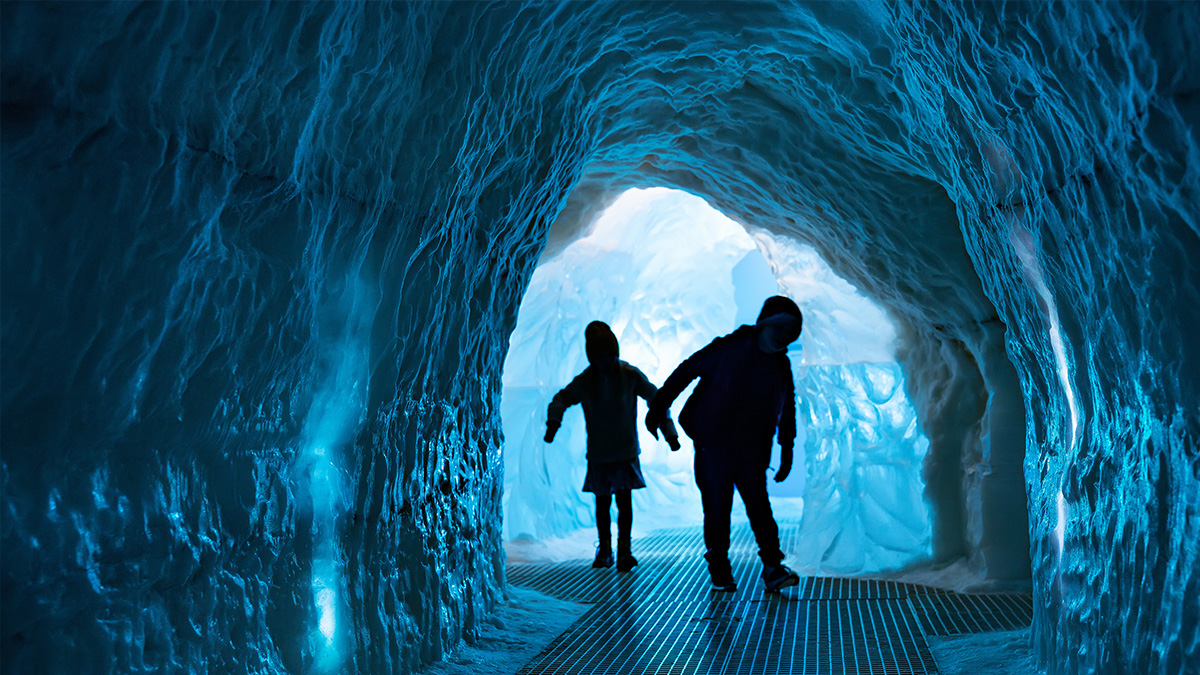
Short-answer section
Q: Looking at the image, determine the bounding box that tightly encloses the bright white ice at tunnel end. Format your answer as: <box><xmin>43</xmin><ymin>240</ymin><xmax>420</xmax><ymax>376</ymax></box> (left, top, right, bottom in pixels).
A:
<box><xmin>502</xmin><ymin>188</ymin><xmax>933</xmax><ymax>574</ymax></box>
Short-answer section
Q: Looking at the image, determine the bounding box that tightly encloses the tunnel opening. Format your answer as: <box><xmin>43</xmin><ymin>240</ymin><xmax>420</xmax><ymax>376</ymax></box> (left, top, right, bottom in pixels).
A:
<box><xmin>501</xmin><ymin>187</ymin><xmax>934</xmax><ymax>575</ymax></box>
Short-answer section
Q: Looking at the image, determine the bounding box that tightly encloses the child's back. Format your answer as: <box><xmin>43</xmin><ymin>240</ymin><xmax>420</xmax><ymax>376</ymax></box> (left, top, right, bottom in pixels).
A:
<box><xmin>549</xmin><ymin>359</ymin><xmax>659</xmax><ymax>463</ymax></box>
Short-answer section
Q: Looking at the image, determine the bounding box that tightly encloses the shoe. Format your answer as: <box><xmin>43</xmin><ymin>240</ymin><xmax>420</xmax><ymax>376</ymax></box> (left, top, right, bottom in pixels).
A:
<box><xmin>593</xmin><ymin>543</ymin><xmax>613</xmax><ymax>569</ymax></box>
<box><xmin>762</xmin><ymin>564</ymin><xmax>799</xmax><ymax>593</ymax></box>
<box><xmin>710</xmin><ymin>569</ymin><xmax>737</xmax><ymax>592</ymax></box>
<box><xmin>616</xmin><ymin>536</ymin><xmax>637</xmax><ymax>572</ymax></box>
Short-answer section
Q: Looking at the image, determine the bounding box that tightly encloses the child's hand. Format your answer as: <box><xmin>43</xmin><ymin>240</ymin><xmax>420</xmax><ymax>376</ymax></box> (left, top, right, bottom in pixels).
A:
<box><xmin>774</xmin><ymin>461</ymin><xmax>791</xmax><ymax>482</ymax></box>
<box><xmin>666</xmin><ymin>435</ymin><xmax>681</xmax><ymax>452</ymax></box>
<box><xmin>544</xmin><ymin>423</ymin><xmax>559</xmax><ymax>443</ymax></box>
<box><xmin>644</xmin><ymin>411</ymin><xmax>662</xmax><ymax>439</ymax></box>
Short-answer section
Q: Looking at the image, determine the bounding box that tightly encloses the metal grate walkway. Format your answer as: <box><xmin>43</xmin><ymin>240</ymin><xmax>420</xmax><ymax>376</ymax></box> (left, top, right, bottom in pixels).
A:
<box><xmin>508</xmin><ymin>524</ymin><xmax>1032</xmax><ymax>675</ymax></box>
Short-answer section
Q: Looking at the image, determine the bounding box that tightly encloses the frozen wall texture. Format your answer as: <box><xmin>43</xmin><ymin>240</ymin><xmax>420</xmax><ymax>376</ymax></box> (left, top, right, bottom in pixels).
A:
<box><xmin>1</xmin><ymin>2</ymin><xmax>1196</xmax><ymax>675</ymax></box>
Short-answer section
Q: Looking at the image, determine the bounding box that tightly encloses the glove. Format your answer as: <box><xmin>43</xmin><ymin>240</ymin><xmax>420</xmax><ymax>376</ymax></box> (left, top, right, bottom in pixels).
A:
<box><xmin>666</xmin><ymin>434</ymin><xmax>681</xmax><ymax>452</ymax></box>
<box><xmin>774</xmin><ymin>459</ymin><xmax>791</xmax><ymax>483</ymax></box>
<box><xmin>544</xmin><ymin>423</ymin><xmax>559</xmax><ymax>443</ymax></box>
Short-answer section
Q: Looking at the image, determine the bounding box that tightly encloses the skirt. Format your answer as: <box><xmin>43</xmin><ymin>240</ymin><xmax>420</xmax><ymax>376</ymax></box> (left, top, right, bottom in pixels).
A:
<box><xmin>582</xmin><ymin>458</ymin><xmax>647</xmax><ymax>495</ymax></box>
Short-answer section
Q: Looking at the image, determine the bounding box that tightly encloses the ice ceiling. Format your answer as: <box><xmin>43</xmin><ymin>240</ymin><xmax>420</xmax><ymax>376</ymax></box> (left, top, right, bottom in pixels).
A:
<box><xmin>1</xmin><ymin>2</ymin><xmax>1196</xmax><ymax>675</ymax></box>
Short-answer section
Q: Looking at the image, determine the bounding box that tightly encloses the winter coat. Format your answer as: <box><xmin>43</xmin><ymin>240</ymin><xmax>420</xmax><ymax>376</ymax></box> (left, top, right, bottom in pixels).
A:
<box><xmin>649</xmin><ymin>326</ymin><xmax>796</xmax><ymax>465</ymax></box>
<box><xmin>547</xmin><ymin>360</ymin><xmax>677</xmax><ymax>463</ymax></box>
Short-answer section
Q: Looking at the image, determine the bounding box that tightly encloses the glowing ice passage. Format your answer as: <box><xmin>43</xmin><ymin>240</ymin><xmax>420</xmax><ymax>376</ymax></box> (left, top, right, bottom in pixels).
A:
<box><xmin>503</xmin><ymin>187</ymin><xmax>933</xmax><ymax>574</ymax></box>
<box><xmin>1</xmin><ymin>2</ymin><xmax>1196</xmax><ymax>675</ymax></box>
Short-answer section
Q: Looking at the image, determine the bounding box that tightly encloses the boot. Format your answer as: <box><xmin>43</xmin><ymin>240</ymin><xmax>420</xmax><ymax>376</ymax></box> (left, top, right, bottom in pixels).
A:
<box><xmin>615</xmin><ymin>538</ymin><xmax>638</xmax><ymax>572</ymax></box>
<box><xmin>592</xmin><ymin>540</ymin><xmax>613</xmax><ymax>569</ymax></box>
<box><xmin>762</xmin><ymin>563</ymin><xmax>800</xmax><ymax>593</ymax></box>
<box><xmin>709</xmin><ymin>567</ymin><xmax>737</xmax><ymax>592</ymax></box>
<box><xmin>707</xmin><ymin>554</ymin><xmax>736</xmax><ymax>592</ymax></box>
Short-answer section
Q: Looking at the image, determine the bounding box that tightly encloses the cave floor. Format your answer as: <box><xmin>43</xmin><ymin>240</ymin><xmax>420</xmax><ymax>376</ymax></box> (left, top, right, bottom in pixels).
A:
<box><xmin>506</xmin><ymin>523</ymin><xmax>1032</xmax><ymax>675</ymax></box>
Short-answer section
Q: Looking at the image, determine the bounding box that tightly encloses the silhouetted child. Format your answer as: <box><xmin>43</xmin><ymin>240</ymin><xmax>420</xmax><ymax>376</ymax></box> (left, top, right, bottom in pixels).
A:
<box><xmin>646</xmin><ymin>296</ymin><xmax>803</xmax><ymax>593</ymax></box>
<box><xmin>545</xmin><ymin>321</ymin><xmax>680</xmax><ymax>571</ymax></box>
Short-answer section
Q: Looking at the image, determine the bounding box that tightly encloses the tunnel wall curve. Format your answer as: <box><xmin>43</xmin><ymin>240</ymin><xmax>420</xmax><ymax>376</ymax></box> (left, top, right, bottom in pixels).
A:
<box><xmin>2</xmin><ymin>2</ymin><xmax>1197</xmax><ymax>674</ymax></box>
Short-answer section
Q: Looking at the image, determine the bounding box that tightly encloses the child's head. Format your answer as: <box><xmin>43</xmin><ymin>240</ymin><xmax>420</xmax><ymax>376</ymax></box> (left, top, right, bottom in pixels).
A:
<box><xmin>755</xmin><ymin>296</ymin><xmax>803</xmax><ymax>353</ymax></box>
<box><xmin>585</xmin><ymin>321</ymin><xmax>620</xmax><ymax>367</ymax></box>
<box><xmin>756</xmin><ymin>295</ymin><xmax>803</xmax><ymax>327</ymax></box>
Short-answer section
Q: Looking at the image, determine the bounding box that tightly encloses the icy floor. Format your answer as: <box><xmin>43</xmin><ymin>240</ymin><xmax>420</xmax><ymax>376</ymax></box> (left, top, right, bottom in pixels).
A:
<box><xmin>875</xmin><ymin>558</ymin><xmax>1033</xmax><ymax>596</ymax></box>
<box><xmin>415</xmin><ymin>586</ymin><xmax>587</xmax><ymax>675</ymax></box>
<box><xmin>927</xmin><ymin>629</ymin><xmax>1038</xmax><ymax>675</ymax></box>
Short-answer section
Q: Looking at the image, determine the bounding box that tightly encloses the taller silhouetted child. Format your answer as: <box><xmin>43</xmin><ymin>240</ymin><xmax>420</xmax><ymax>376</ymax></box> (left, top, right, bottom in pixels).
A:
<box><xmin>646</xmin><ymin>296</ymin><xmax>804</xmax><ymax>593</ymax></box>
<box><xmin>545</xmin><ymin>321</ymin><xmax>680</xmax><ymax>571</ymax></box>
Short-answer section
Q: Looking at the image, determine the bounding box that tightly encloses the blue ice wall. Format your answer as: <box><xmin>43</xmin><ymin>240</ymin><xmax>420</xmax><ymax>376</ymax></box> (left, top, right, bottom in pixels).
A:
<box><xmin>2</xmin><ymin>2</ymin><xmax>1197</xmax><ymax>674</ymax></box>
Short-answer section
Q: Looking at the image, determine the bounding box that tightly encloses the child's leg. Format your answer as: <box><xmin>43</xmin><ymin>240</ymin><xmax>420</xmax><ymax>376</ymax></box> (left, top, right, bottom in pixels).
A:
<box><xmin>615</xmin><ymin>490</ymin><xmax>633</xmax><ymax>542</ymax></box>
<box><xmin>592</xmin><ymin>493</ymin><xmax>614</xmax><ymax>568</ymax></box>
<box><xmin>595</xmin><ymin>493</ymin><xmax>612</xmax><ymax>550</ymax></box>
<box><xmin>733</xmin><ymin>463</ymin><xmax>797</xmax><ymax>590</ymax></box>
<box><xmin>695</xmin><ymin>450</ymin><xmax>735</xmax><ymax>570</ymax></box>
<box><xmin>614</xmin><ymin>490</ymin><xmax>637</xmax><ymax>571</ymax></box>
<box><xmin>734</xmin><ymin>470</ymin><xmax>783</xmax><ymax>568</ymax></box>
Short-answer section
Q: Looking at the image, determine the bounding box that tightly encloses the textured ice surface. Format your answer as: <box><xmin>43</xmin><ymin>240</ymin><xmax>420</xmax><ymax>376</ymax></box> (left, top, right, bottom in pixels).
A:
<box><xmin>503</xmin><ymin>188</ymin><xmax>931</xmax><ymax>575</ymax></box>
<box><xmin>926</xmin><ymin>629</ymin><xmax>1036</xmax><ymax>675</ymax></box>
<box><xmin>2</xmin><ymin>2</ymin><xmax>1197</xmax><ymax>674</ymax></box>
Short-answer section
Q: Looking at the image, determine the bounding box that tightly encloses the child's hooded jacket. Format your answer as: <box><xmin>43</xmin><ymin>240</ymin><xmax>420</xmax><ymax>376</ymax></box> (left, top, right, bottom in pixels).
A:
<box><xmin>547</xmin><ymin>322</ymin><xmax>677</xmax><ymax>463</ymax></box>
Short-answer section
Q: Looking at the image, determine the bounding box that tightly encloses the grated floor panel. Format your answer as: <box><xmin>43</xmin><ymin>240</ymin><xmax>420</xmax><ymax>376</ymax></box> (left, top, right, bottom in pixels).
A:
<box><xmin>509</xmin><ymin>523</ymin><xmax>1032</xmax><ymax>674</ymax></box>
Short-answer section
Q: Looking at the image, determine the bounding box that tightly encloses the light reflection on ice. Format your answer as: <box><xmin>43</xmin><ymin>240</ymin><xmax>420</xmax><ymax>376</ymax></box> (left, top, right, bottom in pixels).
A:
<box><xmin>1011</xmin><ymin>220</ymin><xmax>1079</xmax><ymax>568</ymax></box>
<box><xmin>296</xmin><ymin>274</ymin><xmax>372</xmax><ymax>672</ymax></box>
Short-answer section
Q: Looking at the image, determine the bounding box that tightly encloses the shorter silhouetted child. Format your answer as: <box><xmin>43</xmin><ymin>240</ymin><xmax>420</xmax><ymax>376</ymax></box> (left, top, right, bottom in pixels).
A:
<box><xmin>545</xmin><ymin>321</ymin><xmax>680</xmax><ymax>571</ymax></box>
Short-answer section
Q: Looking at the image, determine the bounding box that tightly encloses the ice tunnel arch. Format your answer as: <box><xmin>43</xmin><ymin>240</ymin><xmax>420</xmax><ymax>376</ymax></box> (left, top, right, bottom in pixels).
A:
<box><xmin>502</xmin><ymin>187</ymin><xmax>933</xmax><ymax>574</ymax></box>
<box><xmin>2</xmin><ymin>2</ymin><xmax>1197</xmax><ymax>675</ymax></box>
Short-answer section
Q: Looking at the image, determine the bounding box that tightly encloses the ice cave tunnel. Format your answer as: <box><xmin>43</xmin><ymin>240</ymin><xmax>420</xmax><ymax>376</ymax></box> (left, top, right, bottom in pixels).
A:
<box><xmin>1</xmin><ymin>2</ymin><xmax>1197</xmax><ymax>675</ymax></box>
<box><xmin>502</xmin><ymin>187</ymin><xmax>936</xmax><ymax>575</ymax></box>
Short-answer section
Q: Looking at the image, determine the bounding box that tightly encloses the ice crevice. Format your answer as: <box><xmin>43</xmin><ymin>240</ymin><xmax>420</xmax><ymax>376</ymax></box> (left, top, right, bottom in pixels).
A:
<box><xmin>1</xmin><ymin>3</ymin><xmax>1197</xmax><ymax>675</ymax></box>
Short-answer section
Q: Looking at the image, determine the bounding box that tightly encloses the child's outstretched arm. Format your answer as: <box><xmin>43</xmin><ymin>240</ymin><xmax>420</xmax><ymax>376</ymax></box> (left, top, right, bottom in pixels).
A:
<box><xmin>545</xmin><ymin>376</ymin><xmax>584</xmax><ymax>442</ymax></box>
<box><xmin>634</xmin><ymin>369</ymin><xmax>681</xmax><ymax>450</ymax></box>
<box><xmin>658</xmin><ymin>416</ymin><xmax>681</xmax><ymax>451</ymax></box>
<box><xmin>645</xmin><ymin>340</ymin><xmax>717</xmax><ymax>438</ymax></box>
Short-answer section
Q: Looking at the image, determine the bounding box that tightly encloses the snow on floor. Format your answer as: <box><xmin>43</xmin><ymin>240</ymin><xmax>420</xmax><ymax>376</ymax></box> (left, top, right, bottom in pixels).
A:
<box><xmin>416</xmin><ymin>586</ymin><xmax>587</xmax><ymax>675</ymax></box>
<box><xmin>874</xmin><ymin>558</ymin><xmax>1033</xmax><ymax>595</ymax></box>
<box><xmin>504</xmin><ymin>527</ymin><xmax>603</xmax><ymax>564</ymax></box>
<box><xmin>927</xmin><ymin>628</ymin><xmax>1040</xmax><ymax>675</ymax></box>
